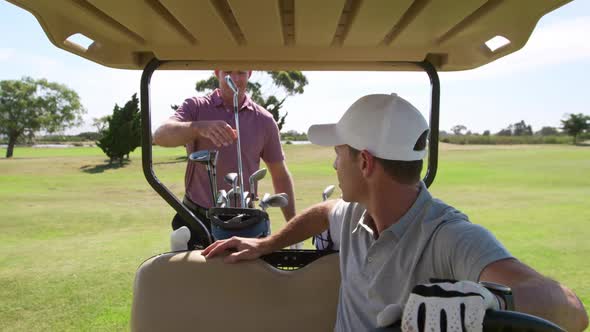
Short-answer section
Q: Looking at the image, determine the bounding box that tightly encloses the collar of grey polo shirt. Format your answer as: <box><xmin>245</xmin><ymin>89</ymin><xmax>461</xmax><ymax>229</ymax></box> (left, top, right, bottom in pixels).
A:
<box><xmin>353</xmin><ymin>181</ymin><xmax>432</xmax><ymax>241</ymax></box>
<box><xmin>211</xmin><ymin>88</ymin><xmax>256</xmax><ymax>112</ymax></box>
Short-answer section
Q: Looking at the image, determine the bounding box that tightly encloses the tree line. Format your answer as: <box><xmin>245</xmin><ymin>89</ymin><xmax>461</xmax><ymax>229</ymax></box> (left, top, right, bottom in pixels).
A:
<box><xmin>2</xmin><ymin>76</ymin><xmax>588</xmax><ymax>159</ymax></box>
<box><xmin>447</xmin><ymin>117</ymin><xmax>589</xmax><ymax>145</ymax></box>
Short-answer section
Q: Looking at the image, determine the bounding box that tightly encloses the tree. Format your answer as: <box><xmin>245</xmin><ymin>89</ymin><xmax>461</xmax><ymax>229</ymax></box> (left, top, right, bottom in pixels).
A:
<box><xmin>192</xmin><ymin>71</ymin><xmax>308</xmax><ymax>130</ymax></box>
<box><xmin>496</xmin><ymin>120</ymin><xmax>533</xmax><ymax>136</ymax></box>
<box><xmin>536</xmin><ymin>126</ymin><xmax>559</xmax><ymax>136</ymax></box>
<box><xmin>0</xmin><ymin>77</ymin><xmax>85</xmax><ymax>158</ymax></box>
<box><xmin>92</xmin><ymin>115</ymin><xmax>110</xmax><ymax>134</ymax></box>
<box><xmin>511</xmin><ymin>120</ymin><xmax>533</xmax><ymax>136</ymax></box>
<box><xmin>450</xmin><ymin>125</ymin><xmax>467</xmax><ymax>135</ymax></box>
<box><xmin>561</xmin><ymin>113</ymin><xmax>589</xmax><ymax>144</ymax></box>
<box><xmin>96</xmin><ymin>94</ymin><xmax>141</xmax><ymax>165</ymax></box>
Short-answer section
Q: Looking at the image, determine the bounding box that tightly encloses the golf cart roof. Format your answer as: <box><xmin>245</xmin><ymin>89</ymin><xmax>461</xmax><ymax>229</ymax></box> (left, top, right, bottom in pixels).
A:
<box><xmin>7</xmin><ymin>0</ymin><xmax>571</xmax><ymax>71</ymax></box>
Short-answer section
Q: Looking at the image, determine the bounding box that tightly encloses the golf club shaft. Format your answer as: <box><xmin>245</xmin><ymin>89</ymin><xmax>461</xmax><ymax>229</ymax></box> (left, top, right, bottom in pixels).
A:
<box><xmin>231</xmin><ymin>82</ymin><xmax>246</xmax><ymax>207</ymax></box>
<box><xmin>211</xmin><ymin>162</ymin><xmax>218</xmax><ymax>205</ymax></box>
<box><xmin>206</xmin><ymin>167</ymin><xmax>216</xmax><ymax>206</ymax></box>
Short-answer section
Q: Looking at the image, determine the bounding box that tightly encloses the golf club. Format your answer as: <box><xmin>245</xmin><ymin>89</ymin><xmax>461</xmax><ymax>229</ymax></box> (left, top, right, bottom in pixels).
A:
<box><xmin>322</xmin><ymin>185</ymin><xmax>335</xmax><ymax>201</ymax></box>
<box><xmin>249</xmin><ymin>168</ymin><xmax>267</xmax><ymax>202</ymax></box>
<box><xmin>226</xmin><ymin>188</ymin><xmax>235</xmax><ymax>207</ymax></box>
<box><xmin>259</xmin><ymin>193</ymin><xmax>289</xmax><ymax>211</ymax></box>
<box><xmin>314</xmin><ymin>184</ymin><xmax>336</xmax><ymax>250</ymax></box>
<box><xmin>226</xmin><ymin>187</ymin><xmax>245</xmax><ymax>208</ymax></box>
<box><xmin>209</xmin><ymin>150</ymin><xmax>219</xmax><ymax>204</ymax></box>
<box><xmin>224</xmin><ymin>172</ymin><xmax>238</xmax><ymax>206</ymax></box>
<box><xmin>189</xmin><ymin>150</ymin><xmax>217</xmax><ymax>205</ymax></box>
<box><xmin>243</xmin><ymin>191</ymin><xmax>250</xmax><ymax>208</ymax></box>
<box><xmin>231</xmin><ymin>186</ymin><xmax>241</xmax><ymax>208</ymax></box>
<box><xmin>225</xmin><ymin>75</ymin><xmax>246</xmax><ymax>207</ymax></box>
<box><xmin>217</xmin><ymin>189</ymin><xmax>227</xmax><ymax>207</ymax></box>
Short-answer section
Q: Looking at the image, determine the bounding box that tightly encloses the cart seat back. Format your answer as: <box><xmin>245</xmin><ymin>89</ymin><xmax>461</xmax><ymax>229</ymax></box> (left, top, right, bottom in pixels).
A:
<box><xmin>131</xmin><ymin>251</ymin><xmax>340</xmax><ymax>332</ymax></box>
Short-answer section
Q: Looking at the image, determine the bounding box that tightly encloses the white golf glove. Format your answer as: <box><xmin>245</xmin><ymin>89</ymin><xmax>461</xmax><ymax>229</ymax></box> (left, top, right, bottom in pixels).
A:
<box><xmin>401</xmin><ymin>280</ymin><xmax>500</xmax><ymax>332</ymax></box>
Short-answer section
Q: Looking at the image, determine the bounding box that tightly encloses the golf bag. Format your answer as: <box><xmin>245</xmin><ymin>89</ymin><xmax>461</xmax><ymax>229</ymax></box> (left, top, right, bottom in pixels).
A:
<box><xmin>208</xmin><ymin>207</ymin><xmax>270</xmax><ymax>240</ymax></box>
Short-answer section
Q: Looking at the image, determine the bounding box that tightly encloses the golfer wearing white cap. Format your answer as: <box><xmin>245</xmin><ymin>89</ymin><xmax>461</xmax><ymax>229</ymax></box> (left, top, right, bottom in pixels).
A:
<box><xmin>202</xmin><ymin>94</ymin><xmax>587</xmax><ymax>332</ymax></box>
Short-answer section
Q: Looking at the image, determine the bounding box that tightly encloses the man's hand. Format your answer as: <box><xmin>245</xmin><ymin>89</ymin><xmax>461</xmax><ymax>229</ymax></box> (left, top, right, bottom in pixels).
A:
<box><xmin>194</xmin><ymin>120</ymin><xmax>237</xmax><ymax>147</ymax></box>
<box><xmin>401</xmin><ymin>280</ymin><xmax>500</xmax><ymax>332</ymax></box>
<box><xmin>201</xmin><ymin>236</ymin><xmax>270</xmax><ymax>263</ymax></box>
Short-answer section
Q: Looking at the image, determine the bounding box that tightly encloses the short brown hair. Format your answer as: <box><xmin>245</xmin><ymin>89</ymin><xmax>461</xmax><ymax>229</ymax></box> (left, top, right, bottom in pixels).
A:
<box><xmin>347</xmin><ymin>130</ymin><xmax>427</xmax><ymax>185</ymax></box>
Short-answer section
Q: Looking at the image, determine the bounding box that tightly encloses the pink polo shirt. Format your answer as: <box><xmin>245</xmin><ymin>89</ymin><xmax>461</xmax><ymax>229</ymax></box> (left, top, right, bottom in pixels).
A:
<box><xmin>173</xmin><ymin>89</ymin><xmax>285</xmax><ymax>207</ymax></box>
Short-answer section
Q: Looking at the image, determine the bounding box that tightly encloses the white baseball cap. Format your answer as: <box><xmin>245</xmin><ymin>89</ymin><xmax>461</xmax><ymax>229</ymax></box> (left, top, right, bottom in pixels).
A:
<box><xmin>307</xmin><ymin>93</ymin><xmax>429</xmax><ymax>161</ymax></box>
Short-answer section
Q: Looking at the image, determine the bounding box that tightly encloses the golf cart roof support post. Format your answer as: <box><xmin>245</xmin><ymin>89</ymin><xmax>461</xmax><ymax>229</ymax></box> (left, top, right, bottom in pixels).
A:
<box><xmin>140</xmin><ymin>57</ymin><xmax>213</xmax><ymax>247</ymax></box>
<box><xmin>417</xmin><ymin>60</ymin><xmax>440</xmax><ymax>188</ymax></box>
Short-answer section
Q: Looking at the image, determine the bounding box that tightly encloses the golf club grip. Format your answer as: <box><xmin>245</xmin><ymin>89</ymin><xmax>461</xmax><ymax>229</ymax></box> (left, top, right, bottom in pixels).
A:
<box><xmin>376</xmin><ymin>310</ymin><xmax>565</xmax><ymax>332</ymax></box>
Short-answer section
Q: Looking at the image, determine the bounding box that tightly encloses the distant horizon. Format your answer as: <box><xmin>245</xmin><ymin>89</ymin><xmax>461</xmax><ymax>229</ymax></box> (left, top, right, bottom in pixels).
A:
<box><xmin>0</xmin><ymin>119</ymin><xmax>574</xmax><ymax>139</ymax></box>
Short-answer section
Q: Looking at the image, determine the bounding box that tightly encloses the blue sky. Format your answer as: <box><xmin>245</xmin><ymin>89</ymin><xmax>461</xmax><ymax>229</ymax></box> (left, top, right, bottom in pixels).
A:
<box><xmin>1</xmin><ymin>1</ymin><xmax>589</xmax><ymax>135</ymax></box>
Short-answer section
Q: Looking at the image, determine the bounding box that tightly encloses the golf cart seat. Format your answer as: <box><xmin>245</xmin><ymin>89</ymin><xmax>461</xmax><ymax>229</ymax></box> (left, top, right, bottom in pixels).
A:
<box><xmin>131</xmin><ymin>250</ymin><xmax>340</xmax><ymax>332</ymax></box>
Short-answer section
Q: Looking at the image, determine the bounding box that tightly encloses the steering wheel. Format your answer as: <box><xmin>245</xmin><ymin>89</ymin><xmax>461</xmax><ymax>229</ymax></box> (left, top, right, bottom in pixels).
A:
<box><xmin>378</xmin><ymin>310</ymin><xmax>565</xmax><ymax>332</ymax></box>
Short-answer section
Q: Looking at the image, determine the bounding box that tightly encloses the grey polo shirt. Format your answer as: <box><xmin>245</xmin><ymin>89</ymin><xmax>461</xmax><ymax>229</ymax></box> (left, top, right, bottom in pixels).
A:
<box><xmin>332</xmin><ymin>182</ymin><xmax>512</xmax><ymax>331</ymax></box>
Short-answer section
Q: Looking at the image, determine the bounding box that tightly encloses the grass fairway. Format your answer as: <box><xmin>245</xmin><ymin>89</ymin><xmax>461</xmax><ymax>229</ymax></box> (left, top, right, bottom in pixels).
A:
<box><xmin>1</xmin><ymin>143</ymin><xmax>589</xmax><ymax>330</ymax></box>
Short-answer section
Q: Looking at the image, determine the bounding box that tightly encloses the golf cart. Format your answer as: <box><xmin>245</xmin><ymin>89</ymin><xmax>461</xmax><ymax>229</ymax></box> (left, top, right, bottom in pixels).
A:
<box><xmin>6</xmin><ymin>0</ymin><xmax>574</xmax><ymax>330</ymax></box>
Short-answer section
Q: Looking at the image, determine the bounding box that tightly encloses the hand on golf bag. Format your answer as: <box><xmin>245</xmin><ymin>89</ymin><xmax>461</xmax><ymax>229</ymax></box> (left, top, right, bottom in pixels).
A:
<box><xmin>376</xmin><ymin>280</ymin><xmax>500</xmax><ymax>332</ymax></box>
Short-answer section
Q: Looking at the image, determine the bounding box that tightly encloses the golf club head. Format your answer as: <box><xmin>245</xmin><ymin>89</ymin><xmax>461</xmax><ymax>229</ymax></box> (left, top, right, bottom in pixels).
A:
<box><xmin>226</xmin><ymin>188</ymin><xmax>234</xmax><ymax>207</ymax></box>
<box><xmin>228</xmin><ymin>186</ymin><xmax>241</xmax><ymax>208</ymax></box>
<box><xmin>225</xmin><ymin>75</ymin><xmax>239</xmax><ymax>94</ymax></box>
<box><xmin>224</xmin><ymin>173</ymin><xmax>238</xmax><ymax>186</ymax></box>
<box><xmin>217</xmin><ymin>189</ymin><xmax>227</xmax><ymax>207</ymax></box>
<box><xmin>249</xmin><ymin>168</ymin><xmax>267</xmax><ymax>199</ymax></box>
<box><xmin>189</xmin><ymin>150</ymin><xmax>216</xmax><ymax>204</ymax></box>
<box><xmin>188</xmin><ymin>150</ymin><xmax>210</xmax><ymax>163</ymax></box>
<box><xmin>261</xmin><ymin>193</ymin><xmax>270</xmax><ymax>202</ymax></box>
<box><xmin>249</xmin><ymin>168</ymin><xmax>267</xmax><ymax>186</ymax></box>
<box><xmin>259</xmin><ymin>193</ymin><xmax>270</xmax><ymax>210</ymax></box>
<box><xmin>322</xmin><ymin>185</ymin><xmax>336</xmax><ymax>201</ymax></box>
<box><xmin>260</xmin><ymin>193</ymin><xmax>289</xmax><ymax>209</ymax></box>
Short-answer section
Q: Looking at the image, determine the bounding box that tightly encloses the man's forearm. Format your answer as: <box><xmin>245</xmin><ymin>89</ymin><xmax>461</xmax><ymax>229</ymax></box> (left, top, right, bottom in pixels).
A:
<box><xmin>260</xmin><ymin>201</ymin><xmax>335</xmax><ymax>252</ymax></box>
<box><xmin>271</xmin><ymin>173</ymin><xmax>296</xmax><ymax>221</ymax></box>
<box><xmin>153</xmin><ymin>120</ymin><xmax>197</xmax><ymax>147</ymax></box>
<box><xmin>511</xmin><ymin>277</ymin><xmax>588</xmax><ymax>331</ymax></box>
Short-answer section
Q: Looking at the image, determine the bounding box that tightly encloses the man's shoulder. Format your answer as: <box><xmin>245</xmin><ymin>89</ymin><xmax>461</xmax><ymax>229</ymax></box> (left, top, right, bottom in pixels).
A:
<box><xmin>429</xmin><ymin>203</ymin><xmax>494</xmax><ymax>243</ymax></box>
<box><xmin>249</xmin><ymin>101</ymin><xmax>275</xmax><ymax>120</ymax></box>
<box><xmin>428</xmin><ymin>198</ymin><xmax>468</xmax><ymax>222</ymax></box>
<box><xmin>332</xmin><ymin>200</ymin><xmax>365</xmax><ymax>220</ymax></box>
<box><xmin>413</xmin><ymin>197</ymin><xmax>475</xmax><ymax>236</ymax></box>
<box><xmin>189</xmin><ymin>93</ymin><xmax>216</xmax><ymax>106</ymax></box>
<box><xmin>177</xmin><ymin>94</ymin><xmax>216</xmax><ymax>114</ymax></box>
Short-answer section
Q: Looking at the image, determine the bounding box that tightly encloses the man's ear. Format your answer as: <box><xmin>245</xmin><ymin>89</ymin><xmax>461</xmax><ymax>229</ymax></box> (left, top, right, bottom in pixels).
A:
<box><xmin>214</xmin><ymin>70</ymin><xmax>221</xmax><ymax>79</ymax></box>
<box><xmin>359</xmin><ymin>150</ymin><xmax>376</xmax><ymax>177</ymax></box>
<box><xmin>247</xmin><ymin>70</ymin><xmax>252</xmax><ymax>78</ymax></box>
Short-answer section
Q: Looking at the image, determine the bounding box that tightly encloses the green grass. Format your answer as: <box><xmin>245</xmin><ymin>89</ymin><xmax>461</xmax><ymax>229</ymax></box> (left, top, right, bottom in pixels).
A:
<box><xmin>1</xmin><ymin>143</ymin><xmax>589</xmax><ymax>331</ymax></box>
<box><xmin>441</xmin><ymin>134</ymin><xmax>574</xmax><ymax>145</ymax></box>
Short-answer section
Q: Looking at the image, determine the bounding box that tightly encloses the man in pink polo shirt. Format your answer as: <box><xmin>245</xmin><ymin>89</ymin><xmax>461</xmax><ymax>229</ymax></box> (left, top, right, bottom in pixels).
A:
<box><xmin>154</xmin><ymin>70</ymin><xmax>296</xmax><ymax>247</ymax></box>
